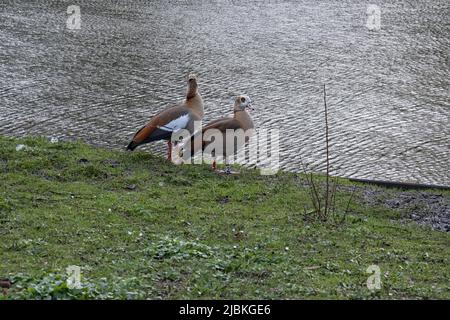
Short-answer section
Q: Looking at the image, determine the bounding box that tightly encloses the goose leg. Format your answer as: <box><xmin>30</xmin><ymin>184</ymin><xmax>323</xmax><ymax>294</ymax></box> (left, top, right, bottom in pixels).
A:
<box><xmin>224</xmin><ymin>157</ymin><xmax>231</xmax><ymax>174</ymax></box>
<box><xmin>211</xmin><ymin>158</ymin><xmax>217</xmax><ymax>170</ymax></box>
<box><xmin>167</xmin><ymin>140</ymin><xmax>172</xmax><ymax>161</ymax></box>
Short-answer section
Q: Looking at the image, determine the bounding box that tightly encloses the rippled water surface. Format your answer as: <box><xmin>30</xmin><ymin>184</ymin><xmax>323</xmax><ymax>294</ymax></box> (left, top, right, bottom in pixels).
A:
<box><xmin>1</xmin><ymin>0</ymin><xmax>449</xmax><ymax>185</ymax></box>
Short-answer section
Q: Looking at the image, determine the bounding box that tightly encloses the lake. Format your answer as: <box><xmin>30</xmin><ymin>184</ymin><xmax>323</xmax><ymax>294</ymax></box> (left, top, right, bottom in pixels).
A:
<box><xmin>0</xmin><ymin>0</ymin><xmax>449</xmax><ymax>185</ymax></box>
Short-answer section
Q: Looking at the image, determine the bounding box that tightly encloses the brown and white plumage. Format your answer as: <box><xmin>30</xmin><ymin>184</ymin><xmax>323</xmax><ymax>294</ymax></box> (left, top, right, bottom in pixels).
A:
<box><xmin>182</xmin><ymin>95</ymin><xmax>255</xmax><ymax>169</ymax></box>
<box><xmin>127</xmin><ymin>74</ymin><xmax>203</xmax><ymax>160</ymax></box>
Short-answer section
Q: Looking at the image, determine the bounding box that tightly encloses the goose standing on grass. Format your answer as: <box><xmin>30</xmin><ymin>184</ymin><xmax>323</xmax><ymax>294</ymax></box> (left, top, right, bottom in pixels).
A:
<box><xmin>126</xmin><ymin>74</ymin><xmax>204</xmax><ymax>160</ymax></box>
<box><xmin>181</xmin><ymin>95</ymin><xmax>254</xmax><ymax>172</ymax></box>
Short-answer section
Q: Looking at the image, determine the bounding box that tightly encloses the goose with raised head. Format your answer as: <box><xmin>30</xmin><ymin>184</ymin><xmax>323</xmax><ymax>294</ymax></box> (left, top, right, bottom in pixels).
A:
<box><xmin>127</xmin><ymin>73</ymin><xmax>204</xmax><ymax>160</ymax></box>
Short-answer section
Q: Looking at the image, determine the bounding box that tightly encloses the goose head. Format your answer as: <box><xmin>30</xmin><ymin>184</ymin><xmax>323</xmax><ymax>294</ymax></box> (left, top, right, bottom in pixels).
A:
<box><xmin>186</xmin><ymin>73</ymin><xmax>198</xmax><ymax>98</ymax></box>
<box><xmin>234</xmin><ymin>95</ymin><xmax>253</xmax><ymax>112</ymax></box>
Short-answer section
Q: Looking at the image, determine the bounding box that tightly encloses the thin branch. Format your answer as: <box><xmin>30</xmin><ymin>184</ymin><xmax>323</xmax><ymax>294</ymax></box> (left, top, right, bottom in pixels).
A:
<box><xmin>344</xmin><ymin>187</ymin><xmax>356</xmax><ymax>215</ymax></box>
<box><xmin>323</xmin><ymin>84</ymin><xmax>330</xmax><ymax>218</ymax></box>
<box><xmin>310</xmin><ymin>172</ymin><xmax>321</xmax><ymax>215</ymax></box>
<box><xmin>301</xmin><ymin>161</ymin><xmax>320</xmax><ymax>214</ymax></box>
<box><xmin>330</xmin><ymin>177</ymin><xmax>338</xmax><ymax>219</ymax></box>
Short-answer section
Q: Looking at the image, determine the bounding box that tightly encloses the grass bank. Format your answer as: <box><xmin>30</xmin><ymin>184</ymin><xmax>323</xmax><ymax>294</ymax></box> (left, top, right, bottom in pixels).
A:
<box><xmin>0</xmin><ymin>135</ymin><xmax>449</xmax><ymax>299</ymax></box>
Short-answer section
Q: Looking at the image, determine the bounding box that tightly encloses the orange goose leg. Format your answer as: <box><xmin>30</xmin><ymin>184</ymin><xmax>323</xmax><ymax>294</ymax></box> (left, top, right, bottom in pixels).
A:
<box><xmin>167</xmin><ymin>140</ymin><xmax>172</xmax><ymax>161</ymax></box>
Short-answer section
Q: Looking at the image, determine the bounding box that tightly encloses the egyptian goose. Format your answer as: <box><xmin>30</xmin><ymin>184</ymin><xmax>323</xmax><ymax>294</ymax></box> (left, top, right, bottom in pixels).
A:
<box><xmin>182</xmin><ymin>95</ymin><xmax>254</xmax><ymax>172</ymax></box>
<box><xmin>127</xmin><ymin>74</ymin><xmax>204</xmax><ymax>160</ymax></box>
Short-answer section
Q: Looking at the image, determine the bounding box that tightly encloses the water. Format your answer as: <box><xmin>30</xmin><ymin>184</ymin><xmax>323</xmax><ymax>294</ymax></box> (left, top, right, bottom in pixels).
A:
<box><xmin>0</xmin><ymin>0</ymin><xmax>449</xmax><ymax>185</ymax></box>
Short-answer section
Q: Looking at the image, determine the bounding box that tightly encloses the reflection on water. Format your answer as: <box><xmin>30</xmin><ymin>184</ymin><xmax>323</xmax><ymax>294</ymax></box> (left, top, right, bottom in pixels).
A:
<box><xmin>0</xmin><ymin>0</ymin><xmax>449</xmax><ymax>185</ymax></box>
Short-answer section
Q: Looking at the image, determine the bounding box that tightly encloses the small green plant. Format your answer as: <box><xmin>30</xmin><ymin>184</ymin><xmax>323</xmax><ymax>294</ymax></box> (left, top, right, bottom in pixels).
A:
<box><xmin>3</xmin><ymin>273</ymin><xmax>101</xmax><ymax>300</ymax></box>
<box><xmin>1</xmin><ymin>272</ymin><xmax>156</xmax><ymax>300</ymax></box>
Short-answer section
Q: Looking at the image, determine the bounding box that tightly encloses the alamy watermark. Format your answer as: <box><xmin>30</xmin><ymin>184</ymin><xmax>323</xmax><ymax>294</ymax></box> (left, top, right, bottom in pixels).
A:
<box><xmin>171</xmin><ymin>122</ymin><xmax>280</xmax><ymax>175</ymax></box>
<box><xmin>366</xmin><ymin>264</ymin><xmax>381</xmax><ymax>291</ymax></box>
<box><xmin>66</xmin><ymin>5</ymin><xmax>81</xmax><ymax>30</ymax></box>
<box><xmin>66</xmin><ymin>265</ymin><xmax>81</xmax><ymax>289</ymax></box>
<box><xmin>366</xmin><ymin>4</ymin><xmax>381</xmax><ymax>31</ymax></box>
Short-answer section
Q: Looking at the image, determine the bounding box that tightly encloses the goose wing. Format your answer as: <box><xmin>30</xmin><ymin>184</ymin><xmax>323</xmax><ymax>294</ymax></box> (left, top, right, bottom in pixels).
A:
<box><xmin>186</xmin><ymin>117</ymin><xmax>242</xmax><ymax>156</ymax></box>
<box><xmin>127</xmin><ymin>104</ymin><xmax>192</xmax><ymax>150</ymax></box>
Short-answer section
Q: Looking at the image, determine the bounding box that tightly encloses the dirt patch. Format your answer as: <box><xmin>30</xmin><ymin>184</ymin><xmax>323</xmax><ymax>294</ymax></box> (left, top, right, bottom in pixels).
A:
<box><xmin>359</xmin><ymin>187</ymin><xmax>450</xmax><ymax>232</ymax></box>
<box><xmin>101</xmin><ymin>159</ymin><xmax>120</xmax><ymax>168</ymax></box>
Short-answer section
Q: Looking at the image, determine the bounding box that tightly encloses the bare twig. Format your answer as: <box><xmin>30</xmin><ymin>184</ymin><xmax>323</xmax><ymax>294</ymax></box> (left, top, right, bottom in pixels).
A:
<box><xmin>323</xmin><ymin>84</ymin><xmax>330</xmax><ymax>218</ymax></box>
<box><xmin>300</xmin><ymin>84</ymin><xmax>353</xmax><ymax>224</ymax></box>
<box><xmin>344</xmin><ymin>187</ymin><xmax>356</xmax><ymax>215</ymax></box>
<box><xmin>330</xmin><ymin>177</ymin><xmax>338</xmax><ymax>218</ymax></box>
<box><xmin>301</xmin><ymin>161</ymin><xmax>320</xmax><ymax>215</ymax></box>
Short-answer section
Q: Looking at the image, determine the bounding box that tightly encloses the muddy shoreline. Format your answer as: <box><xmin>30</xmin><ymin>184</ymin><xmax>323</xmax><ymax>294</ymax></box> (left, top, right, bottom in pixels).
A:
<box><xmin>358</xmin><ymin>186</ymin><xmax>450</xmax><ymax>232</ymax></box>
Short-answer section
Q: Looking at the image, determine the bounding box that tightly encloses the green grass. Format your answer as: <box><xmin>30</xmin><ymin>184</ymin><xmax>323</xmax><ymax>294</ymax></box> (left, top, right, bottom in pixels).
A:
<box><xmin>0</xmin><ymin>135</ymin><xmax>449</xmax><ymax>299</ymax></box>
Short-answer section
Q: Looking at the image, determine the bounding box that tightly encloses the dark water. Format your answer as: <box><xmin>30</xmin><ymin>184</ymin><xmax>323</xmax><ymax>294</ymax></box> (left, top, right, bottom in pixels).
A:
<box><xmin>0</xmin><ymin>0</ymin><xmax>449</xmax><ymax>185</ymax></box>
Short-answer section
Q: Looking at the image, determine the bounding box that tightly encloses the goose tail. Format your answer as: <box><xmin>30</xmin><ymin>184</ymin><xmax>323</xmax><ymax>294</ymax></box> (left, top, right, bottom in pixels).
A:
<box><xmin>126</xmin><ymin>141</ymin><xmax>138</xmax><ymax>151</ymax></box>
